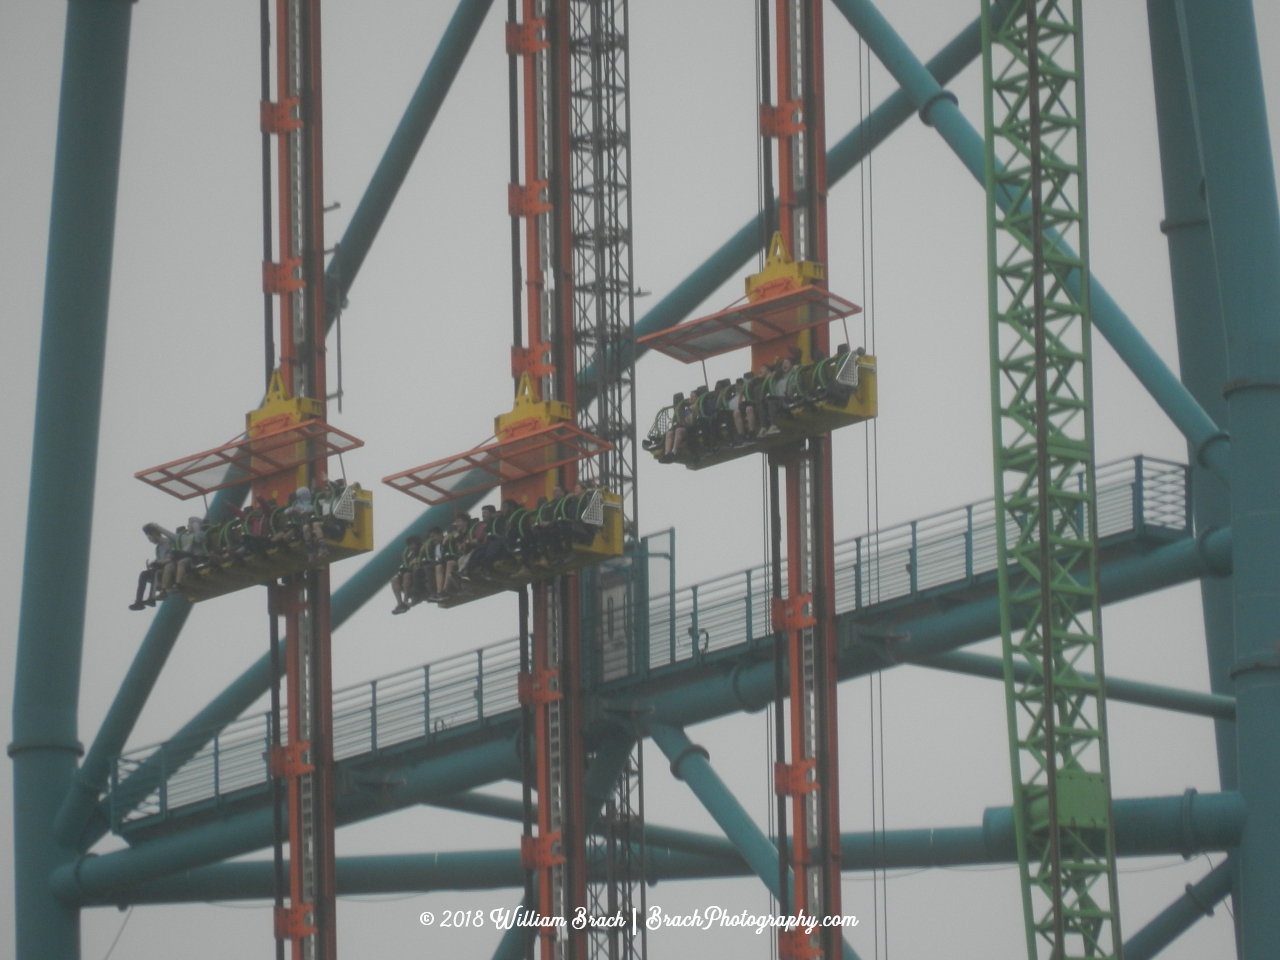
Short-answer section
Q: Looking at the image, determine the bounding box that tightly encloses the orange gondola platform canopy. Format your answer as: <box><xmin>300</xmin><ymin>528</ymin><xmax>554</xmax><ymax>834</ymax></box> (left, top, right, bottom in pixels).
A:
<box><xmin>638</xmin><ymin>232</ymin><xmax>861</xmax><ymax>366</ymax></box>
<box><xmin>134</xmin><ymin>370</ymin><xmax>374</xmax><ymax>601</ymax></box>
<box><xmin>639</xmin><ymin>233</ymin><xmax>878</xmax><ymax>469</ymax></box>
<box><xmin>381</xmin><ymin>372</ymin><xmax>624</xmax><ymax>606</ymax></box>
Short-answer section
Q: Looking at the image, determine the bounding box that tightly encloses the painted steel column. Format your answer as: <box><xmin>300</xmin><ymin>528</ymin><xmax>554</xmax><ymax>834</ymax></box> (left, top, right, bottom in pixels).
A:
<box><xmin>1147</xmin><ymin>0</ymin><xmax>1237</xmax><ymax>793</ymax></box>
<box><xmin>10</xmin><ymin>3</ymin><xmax>132</xmax><ymax>958</ymax></box>
<box><xmin>1147</xmin><ymin>3</ymin><xmax>1242</xmax><ymax>950</ymax></box>
<box><xmin>1177</xmin><ymin>2</ymin><xmax>1280</xmax><ymax>955</ymax></box>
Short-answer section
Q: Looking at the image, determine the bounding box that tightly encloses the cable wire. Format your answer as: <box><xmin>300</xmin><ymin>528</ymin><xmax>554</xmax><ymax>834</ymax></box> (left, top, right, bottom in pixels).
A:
<box><xmin>99</xmin><ymin>906</ymin><xmax>133</xmax><ymax>960</ymax></box>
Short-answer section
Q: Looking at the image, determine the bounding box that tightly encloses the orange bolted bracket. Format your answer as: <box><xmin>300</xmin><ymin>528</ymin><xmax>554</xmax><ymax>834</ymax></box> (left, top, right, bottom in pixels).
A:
<box><xmin>511</xmin><ymin>342</ymin><xmax>555</xmax><ymax>382</ymax></box>
<box><xmin>774</xmin><ymin>758</ymin><xmax>818</xmax><ymax>798</ymax></box>
<box><xmin>505</xmin><ymin>18</ymin><xmax>548</xmax><ymax>56</ymax></box>
<box><xmin>520</xmin><ymin>832</ymin><xmax>566</xmax><ymax>870</ymax></box>
<box><xmin>269</xmin><ymin>741</ymin><xmax>314</xmax><ymax>779</ymax></box>
<box><xmin>760</xmin><ymin>101</ymin><xmax>805</xmax><ymax>139</ymax></box>
<box><xmin>778</xmin><ymin>928</ymin><xmax>822</xmax><ymax>960</ymax></box>
<box><xmin>772</xmin><ymin>594</ymin><xmax>817</xmax><ymax>634</ymax></box>
<box><xmin>260</xmin><ymin>97</ymin><xmax>302</xmax><ymax>134</ymax></box>
<box><xmin>263</xmin><ymin>258</ymin><xmax>304</xmax><ymax>295</ymax></box>
<box><xmin>274</xmin><ymin>903</ymin><xmax>317</xmax><ymax>940</ymax></box>
<box><xmin>517</xmin><ymin>668</ymin><xmax>563</xmax><ymax>707</ymax></box>
<box><xmin>508</xmin><ymin>181</ymin><xmax>552</xmax><ymax>218</ymax></box>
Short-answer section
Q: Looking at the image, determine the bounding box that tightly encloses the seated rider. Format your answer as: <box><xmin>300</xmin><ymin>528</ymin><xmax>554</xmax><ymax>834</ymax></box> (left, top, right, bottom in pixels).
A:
<box><xmin>440</xmin><ymin>514</ymin><xmax>471</xmax><ymax>594</ymax></box>
<box><xmin>661</xmin><ymin>393</ymin><xmax>694</xmax><ymax>463</ymax></box>
<box><xmin>470</xmin><ymin>504</ymin><xmax>513</xmax><ymax>574</ymax></box>
<box><xmin>286</xmin><ymin>486</ymin><xmax>327</xmax><ymax>561</ymax></box>
<box><xmin>163</xmin><ymin>517</ymin><xmax>209</xmax><ymax>596</ymax></box>
<box><xmin>129</xmin><ymin>523</ymin><xmax>176</xmax><ymax>611</ymax></box>
<box><xmin>420</xmin><ymin>526</ymin><xmax>446</xmax><ymax>599</ymax></box>
<box><xmin>391</xmin><ymin>534</ymin><xmax>424</xmax><ymax>614</ymax></box>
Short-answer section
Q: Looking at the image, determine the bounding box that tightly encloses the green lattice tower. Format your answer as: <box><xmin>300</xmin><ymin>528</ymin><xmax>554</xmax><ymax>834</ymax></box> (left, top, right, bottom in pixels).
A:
<box><xmin>981</xmin><ymin>2</ymin><xmax>1123</xmax><ymax>957</ymax></box>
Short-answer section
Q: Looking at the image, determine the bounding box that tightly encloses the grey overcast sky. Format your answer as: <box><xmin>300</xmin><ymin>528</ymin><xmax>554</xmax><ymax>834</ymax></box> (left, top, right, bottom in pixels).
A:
<box><xmin>3</xmin><ymin>1</ymin><xmax>1279</xmax><ymax>958</ymax></box>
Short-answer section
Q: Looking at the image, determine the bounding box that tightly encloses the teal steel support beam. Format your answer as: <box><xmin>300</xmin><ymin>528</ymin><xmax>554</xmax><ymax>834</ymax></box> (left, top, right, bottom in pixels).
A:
<box><xmin>922</xmin><ymin>650</ymin><xmax>1236</xmax><ymax>721</ymax></box>
<box><xmin>52</xmin><ymin>735</ymin><xmax>519</xmax><ymax>904</ymax></box>
<box><xmin>80</xmin><ymin>792</ymin><xmax>1245</xmax><ymax>906</ymax></box>
<box><xmin>92</xmin><ymin>11</ymin><xmax>992</xmax><ymax>860</ymax></box>
<box><xmin>10</xmin><ymin>4</ymin><xmax>133</xmax><ymax>959</ymax></box>
<box><xmin>64</xmin><ymin>0</ymin><xmax>497</xmax><ymax>855</ymax></box>
<box><xmin>1147</xmin><ymin>2</ymin><xmax>1242</xmax><ymax>947</ymax></box>
<box><xmin>830</xmin><ymin>0</ymin><xmax>1231</xmax><ymax>482</ymax></box>
<box><xmin>1176</xmin><ymin>2</ymin><xmax>1280</xmax><ymax>955</ymax></box>
<box><xmin>648</xmin><ymin>725</ymin><xmax>862</xmax><ymax>960</ymax></box>
<box><xmin>72</xmin><ymin>790</ymin><xmax>1243</xmax><ymax>906</ymax></box>
<box><xmin>430</xmin><ymin>790</ymin><xmax>740</xmax><ymax>860</ymax></box>
<box><xmin>1123</xmin><ymin>857</ymin><xmax>1235</xmax><ymax>960</ymax></box>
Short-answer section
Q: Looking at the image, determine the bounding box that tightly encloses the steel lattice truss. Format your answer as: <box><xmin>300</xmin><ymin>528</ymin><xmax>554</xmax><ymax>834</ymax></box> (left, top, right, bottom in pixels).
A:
<box><xmin>586</xmin><ymin>745</ymin><xmax>645</xmax><ymax>960</ymax></box>
<box><xmin>566</xmin><ymin>0</ymin><xmax>646</xmax><ymax>949</ymax></box>
<box><xmin>568</xmin><ymin>0</ymin><xmax>638</xmax><ymax>538</ymax></box>
<box><xmin>982</xmin><ymin>1</ymin><xmax>1122</xmax><ymax>957</ymax></box>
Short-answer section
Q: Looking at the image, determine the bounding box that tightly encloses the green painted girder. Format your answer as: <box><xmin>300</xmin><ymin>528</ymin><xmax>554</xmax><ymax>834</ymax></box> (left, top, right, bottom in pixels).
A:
<box><xmin>982</xmin><ymin>1</ymin><xmax>1122</xmax><ymax>958</ymax></box>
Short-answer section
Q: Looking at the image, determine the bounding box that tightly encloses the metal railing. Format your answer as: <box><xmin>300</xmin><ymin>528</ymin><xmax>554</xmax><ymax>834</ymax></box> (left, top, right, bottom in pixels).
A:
<box><xmin>110</xmin><ymin>455</ymin><xmax>1188</xmax><ymax>829</ymax></box>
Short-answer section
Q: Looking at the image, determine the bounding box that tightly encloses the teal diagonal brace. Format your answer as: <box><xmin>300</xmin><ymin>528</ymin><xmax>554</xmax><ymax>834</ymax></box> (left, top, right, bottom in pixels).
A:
<box><xmin>324</xmin><ymin>0</ymin><xmax>494</xmax><ymax>320</ymax></box>
<box><xmin>62</xmin><ymin>0</ymin><xmax>497</xmax><ymax>853</ymax></box>
<box><xmin>102</xmin><ymin>14</ymin><xmax>995</xmax><ymax>857</ymax></box>
<box><xmin>648</xmin><ymin>724</ymin><xmax>862</xmax><ymax>960</ymax></box>
<box><xmin>829</xmin><ymin>0</ymin><xmax>1230</xmax><ymax>482</ymax></box>
<box><xmin>1122</xmin><ymin>857</ymin><xmax>1234</xmax><ymax>960</ymax></box>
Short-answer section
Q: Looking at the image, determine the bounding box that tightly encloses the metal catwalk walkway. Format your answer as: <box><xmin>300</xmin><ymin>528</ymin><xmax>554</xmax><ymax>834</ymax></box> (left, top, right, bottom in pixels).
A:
<box><xmin>108</xmin><ymin>455</ymin><xmax>1189</xmax><ymax>838</ymax></box>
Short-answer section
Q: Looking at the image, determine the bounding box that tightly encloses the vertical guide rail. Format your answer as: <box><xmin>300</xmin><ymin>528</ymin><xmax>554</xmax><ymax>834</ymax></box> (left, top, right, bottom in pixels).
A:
<box><xmin>981</xmin><ymin>2</ymin><xmax>1121</xmax><ymax>958</ymax></box>
<box><xmin>261</xmin><ymin>1</ymin><xmax>336</xmax><ymax>957</ymax></box>
<box><xmin>764</xmin><ymin>2</ymin><xmax>841</xmax><ymax>957</ymax></box>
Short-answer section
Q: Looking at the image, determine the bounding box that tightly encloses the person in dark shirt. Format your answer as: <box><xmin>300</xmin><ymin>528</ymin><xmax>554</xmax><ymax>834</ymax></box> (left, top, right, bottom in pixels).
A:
<box><xmin>129</xmin><ymin>523</ymin><xmax>175</xmax><ymax>610</ymax></box>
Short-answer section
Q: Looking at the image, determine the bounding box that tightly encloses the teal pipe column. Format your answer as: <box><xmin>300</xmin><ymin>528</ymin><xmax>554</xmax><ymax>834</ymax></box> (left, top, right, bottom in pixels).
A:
<box><xmin>829</xmin><ymin>0</ymin><xmax>1231</xmax><ymax>481</ymax></box>
<box><xmin>1177</xmin><ymin>2</ymin><xmax>1280</xmax><ymax>955</ymax></box>
<box><xmin>648</xmin><ymin>725</ymin><xmax>861</xmax><ymax>960</ymax></box>
<box><xmin>1147</xmin><ymin>1</ymin><xmax>1241</xmax><ymax>948</ymax></box>
<box><xmin>10</xmin><ymin>3</ymin><xmax>133</xmax><ymax>959</ymax></box>
<box><xmin>1148</xmin><ymin>0</ymin><xmax>1237</xmax><ymax>793</ymax></box>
